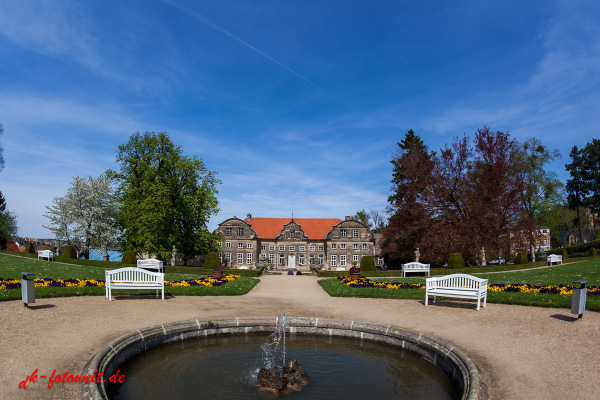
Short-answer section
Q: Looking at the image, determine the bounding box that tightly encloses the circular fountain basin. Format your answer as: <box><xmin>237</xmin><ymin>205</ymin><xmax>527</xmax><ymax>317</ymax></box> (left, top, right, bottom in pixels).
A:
<box><xmin>80</xmin><ymin>317</ymin><xmax>487</xmax><ymax>400</ymax></box>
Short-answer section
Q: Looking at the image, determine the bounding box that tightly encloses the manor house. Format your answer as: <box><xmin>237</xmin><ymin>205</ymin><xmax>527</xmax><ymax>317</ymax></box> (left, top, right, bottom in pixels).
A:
<box><xmin>214</xmin><ymin>214</ymin><xmax>375</xmax><ymax>271</ymax></box>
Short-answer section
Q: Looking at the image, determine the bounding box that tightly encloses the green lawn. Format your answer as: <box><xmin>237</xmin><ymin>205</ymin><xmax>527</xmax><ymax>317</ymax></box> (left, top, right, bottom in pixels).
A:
<box><xmin>0</xmin><ymin>253</ymin><xmax>259</xmax><ymax>301</ymax></box>
<box><xmin>319</xmin><ymin>258</ymin><xmax>600</xmax><ymax>311</ymax></box>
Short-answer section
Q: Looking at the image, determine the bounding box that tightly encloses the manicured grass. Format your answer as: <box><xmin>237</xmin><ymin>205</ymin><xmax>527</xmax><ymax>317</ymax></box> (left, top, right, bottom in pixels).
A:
<box><xmin>0</xmin><ymin>253</ymin><xmax>259</xmax><ymax>301</ymax></box>
<box><xmin>318</xmin><ymin>258</ymin><xmax>600</xmax><ymax>311</ymax></box>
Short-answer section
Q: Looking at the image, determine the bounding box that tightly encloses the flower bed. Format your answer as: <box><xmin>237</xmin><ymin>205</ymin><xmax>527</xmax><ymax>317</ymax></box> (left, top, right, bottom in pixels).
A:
<box><xmin>0</xmin><ymin>275</ymin><xmax>240</xmax><ymax>290</ymax></box>
<box><xmin>335</xmin><ymin>276</ymin><xmax>600</xmax><ymax>296</ymax></box>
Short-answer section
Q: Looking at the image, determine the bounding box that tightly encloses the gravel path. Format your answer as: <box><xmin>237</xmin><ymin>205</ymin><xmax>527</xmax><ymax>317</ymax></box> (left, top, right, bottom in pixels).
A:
<box><xmin>1</xmin><ymin>273</ymin><xmax>598</xmax><ymax>399</ymax></box>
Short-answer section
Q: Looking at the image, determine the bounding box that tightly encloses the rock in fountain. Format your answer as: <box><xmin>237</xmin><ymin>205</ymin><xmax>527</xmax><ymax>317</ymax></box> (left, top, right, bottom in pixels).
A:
<box><xmin>257</xmin><ymin>359</ymin><xmax>310</xmax><ymax>392</ymax></box>
<box><xmin>257</xmin><ymin>314</ymin><xmax>310</xmax><ymax>393</ymax></box>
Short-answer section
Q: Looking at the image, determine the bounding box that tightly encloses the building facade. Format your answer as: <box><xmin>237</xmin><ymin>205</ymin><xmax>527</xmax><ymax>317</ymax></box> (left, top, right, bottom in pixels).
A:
<box><xmin>214</xmin><ymin>214</ymin><xmax>375</xmax><ymax>271</ymax></box>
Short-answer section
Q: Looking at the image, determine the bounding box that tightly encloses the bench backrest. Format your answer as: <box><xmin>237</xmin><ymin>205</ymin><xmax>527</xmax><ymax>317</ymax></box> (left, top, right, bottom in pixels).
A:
<box><xmin>137</xmin><ymin>259</ymin><xmax>163</xmax><ymax>267</ymax></box>
<box><xmin>427</xmin><ymin>274</ymin><xmax>487</xmax><ymax>290</ymax></box>
<box><xmin>548</xmin><ymin>254</ymin><xmax>562</xmax><ymax>261</ymax></box>
<box><xmin>39</xmin><ymin>250</ymin><xmax>53</xmax><ymax>256</ymax></box>
<box><xmin>106</xmin><ymin>267</ymin><xmax>164</xmax><ymax>283</ymax></box>
<box><xmin>402</xmin><ymin>262</ymin><xmax>430</xmax><ymax>270</ymax></box>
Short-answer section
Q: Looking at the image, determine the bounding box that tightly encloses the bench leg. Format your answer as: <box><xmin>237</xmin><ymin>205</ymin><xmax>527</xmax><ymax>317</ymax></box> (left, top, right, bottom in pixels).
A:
<box><xmin>162</xmin><ymin>287</ymin><xmax>164</xmax><ymax>300</ymax></box>
<box><xmin>476</xmin><ymin>297</ymin><xmax>480</xmax><ymax>311</ymax></box>
<box><xmin>483</xmin><ymin>294</ymin><xmax>487</xmax><ymax>308</ymax></box>
<box><xmin>425</xmin><ymin>293</ymin><xmax>428</xmax><ymax>306</ymax></box>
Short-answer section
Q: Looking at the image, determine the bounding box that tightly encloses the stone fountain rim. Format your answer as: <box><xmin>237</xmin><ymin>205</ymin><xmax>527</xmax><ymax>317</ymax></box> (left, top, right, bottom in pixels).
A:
<box><xmin>80</xmin><ymin>316</ymin><xmax>488</xmax><ymax>400</ymax></box>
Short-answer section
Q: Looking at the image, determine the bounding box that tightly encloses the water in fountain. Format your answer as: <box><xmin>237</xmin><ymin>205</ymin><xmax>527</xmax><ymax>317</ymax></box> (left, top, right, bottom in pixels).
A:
<box><xmin>260</xmin><ymin>314</ymin><xmax>287</xmax><ymax>369</ymax></box>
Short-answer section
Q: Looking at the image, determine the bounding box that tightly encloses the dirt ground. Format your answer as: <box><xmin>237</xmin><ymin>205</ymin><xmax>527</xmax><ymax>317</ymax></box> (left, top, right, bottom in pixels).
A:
<box><xmin>1</xmin><ymin>273</ymin><xmax>598</xmax><ymax>399</ymax></box>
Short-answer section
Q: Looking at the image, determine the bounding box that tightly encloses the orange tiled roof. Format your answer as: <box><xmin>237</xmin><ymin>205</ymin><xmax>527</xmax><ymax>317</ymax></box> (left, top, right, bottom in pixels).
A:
<box><xmin>244</xmin><ymin>217</ymin><xmax>343</xmax><ymax>239</ymax></box>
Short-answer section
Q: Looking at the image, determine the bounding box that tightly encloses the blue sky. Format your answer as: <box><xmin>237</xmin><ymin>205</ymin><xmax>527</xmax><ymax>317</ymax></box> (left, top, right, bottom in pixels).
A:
<box><xmin>1</xmin><ymin>0</ymin><xmax>599</xmax><ymax>238</ymax></box>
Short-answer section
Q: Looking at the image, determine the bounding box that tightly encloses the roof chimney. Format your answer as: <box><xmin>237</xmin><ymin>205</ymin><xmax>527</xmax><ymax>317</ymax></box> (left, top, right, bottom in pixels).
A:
<box><xmin>247</xmin><ymin>213</ymin><xmax>252</xmax><ymax>221</ymax></box>
<box><xmin>345</xmin><ymin>216</ymin><xmax>352</xmax><ymax>221</ymax></box>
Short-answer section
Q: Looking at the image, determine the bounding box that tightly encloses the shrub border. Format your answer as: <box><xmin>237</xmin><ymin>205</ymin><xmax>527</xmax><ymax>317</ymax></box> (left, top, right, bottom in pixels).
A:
<box><xmin>80</xmin><ymin>316</ymin><xmax>487</xmax><ymax>400</ymax></box>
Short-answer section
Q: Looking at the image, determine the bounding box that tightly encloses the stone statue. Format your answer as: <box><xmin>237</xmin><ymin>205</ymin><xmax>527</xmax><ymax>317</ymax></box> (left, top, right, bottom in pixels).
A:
<box><xmin>171</xmin><ymin>245</ymin><xmax>177</xmax><ymax>266</ymax></box>
<box><xmin>414</xmin><ymin>247</ymin><xmax>420</xmax><ymax>263</ymax></box>
<box><xmin>103</xmin><ymin>245</ymin><xmax>109</xmax><ymax>262</ymax></box>
<box><xmin>480</xmin><ymin>247</ymin><xmax>486</xmax><ymax>267</ymax></box>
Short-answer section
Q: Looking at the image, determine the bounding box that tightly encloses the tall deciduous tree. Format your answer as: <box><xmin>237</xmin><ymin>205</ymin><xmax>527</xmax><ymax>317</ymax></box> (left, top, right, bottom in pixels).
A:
<box><xmin>0</xmin><ymin>191</ymin><xmax>18</xmax><ymax>249</ymax></box>
<box><xmin>352</xmin><ymin>209</ymin><xmax>373</xmax><ymax>229</ymax></box>
<box><xmin>109</xmin><ymin>132</ymin><xmax>220</xmax><ymax>262</ymax></box>
<box><xmin>43</xmin><ymin>174</ymin><xmax>118</xmax><ymax>259</ymax></box>
<box><xmin>566</xmin><ymin>146</ymin><xmax>587</xmax><ymax>242</ymax></box>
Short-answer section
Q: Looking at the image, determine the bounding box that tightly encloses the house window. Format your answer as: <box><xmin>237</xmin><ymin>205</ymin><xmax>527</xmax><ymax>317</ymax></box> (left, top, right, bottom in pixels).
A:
<box><xmin>279</xmin><ymin>245</ymin><xmax>285</xmax><ymax>252</ymax></box>
<box><xmin>290</xmin><ymin>232</ymin><xmax>295</xmax><ymax>238</ymax></box>
<box><xmin>270</xmin><ymin>245</ymin><xmax>275</xmax><ymax>251</ymax></box>
<box><xmin>318</xmin><ymin>254</ymin><xmax>324</xmax><ymax>264</ymax></box>
<box><xmin>353</xmin><ymin>230</ymin><xmax>359</xmax><ymax>238</ymax></box>
<box><xmin>309</xmin><ymin>254</ymin><xmax>315</xmax><ymax>261</ymax></box>
<box><xmin>340</xmin><ymin>255</ymin><xmax>346</xmax><ymax>266</ymax></box>
<box><xmin>353</xmin><ymin>244</ymin><xmax>358</xmax><ymax>250</ymax></box>
<box><xmin>225</xmin><ymin>252</ymin><xmax>231</xmax><ymax>261</ymax></box>
<box><xmin>238</xmin><ymin>243</ymin><xmax>244</xmax><ymax>248</ymax></box>
<box><xmin>341</xmin><ymin>229</ymin><xmax>347</xmax><ymax>238</ymax></box>
<box><xmin>217</xmin><ymin>242</ymin><xmax>222</xmax><ymax>248</ymax></box>
<box><xmin>226</xmin><ymin>228</ymin><xmax>232</xmax><ymax>235</ymax></box>
<box><xmin>289</xmin><ymin>246</ymin><xmax>295</xmax><ymax>251</ymax></box>
<box><xmin>543</xmin><ymin>239</ymin><xmax>547</xmax><ymax>245</ymax></box>
<box><xmin>238</xmin><ymin>228</ymin><xmax>244</xmax><ymax>235</ymax></box>
<box><xmin>299</xmin><ymin>246</ymin><xmax>305</xmax><ymax>252</ymax></box>
<box><xmin>225</xmin><ymin>242</ymin><xmax>231</xmax><ymax>248</ymax></box>
<box><xmin>218</xmin><ymin>252</ymin><xmax>222</xmax><ymax>261</ymax></box>
<box><xmin>279</xmin><ymin>255</ymin><xmax>285</xmax><ymax>265</ymax></box>
<box><xmin>331</xmin><ymin>255</ymin><xmax>337</xmax><ymax>267</ymax></box>
<box><xmin>362</xmin><ymin>243</ymin><xmax>368</xmax><ymax>250</ymax></box>
<box><xmin>331</xmin><ymin>244</ymin><xmax>337</xmax><ymax>250</ymax></box>
<box><xmin>247</xmin><ymin>253</ymin><xmax>253</xmax><ymax>264</ymax></box>
<box><xmin>247</xmin><ymin>242</ymin><xmax>253</xmax><ymax>249</ymax></box>
<box><xmin>261</xmin><ymin>245</ymin><xmax>266</xmax><ymax>251</ymax></box>
<box><xmin>353</xmin><ymin>254</ymin><xmax>359</xmax><ymax>262</ymax></box>
<box><xmin>237</xmin><ymin>253</ymin><xmax>243</xmax><ymax>264</ymax></box>
<box><xmin>341</xmin><ymin>244</ymin><xmax>346</xmax><ymax>250</ymax></box>
<box><xmin>378</xmin><ymin>257</ymin><xmax>383</xmax><ymax>265</ymax></box>
<box><xmin>299</xmin><ymin>255</ymin><xmax>305</xmax><ymax>265</ymax></box>
<box><xmin>269</xmin><ymin>253</ymin><xmax>275</xmax><ymax>263</ymax></box>
<box><xmin>309</xmin><ymin>246</ymin><xmax>315</xmax><ymax>252</ymax></box>
<box><xmin>319</xmin><ymin>246</ymin><xmax>324</xmax><ymax>251</ymax></box>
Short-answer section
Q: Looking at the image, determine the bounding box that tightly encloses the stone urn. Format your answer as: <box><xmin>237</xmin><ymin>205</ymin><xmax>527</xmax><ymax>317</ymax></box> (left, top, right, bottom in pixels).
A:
<box><xmin>213</xmin><ymin>270</ymin><xmax>224</xmax><ymax>279</ymax></box>
<box><xmin>349</xmin><ymin>268</ymin><xmax>361</xmax><ymax>280</ymax></box>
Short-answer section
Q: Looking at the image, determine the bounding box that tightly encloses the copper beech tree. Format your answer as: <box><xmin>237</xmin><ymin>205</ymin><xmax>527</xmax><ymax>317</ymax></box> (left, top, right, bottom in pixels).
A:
<box><xmin>383</xmin><ymin>127</ymin><xmax>534</xmax><ymax>266</ymax></box>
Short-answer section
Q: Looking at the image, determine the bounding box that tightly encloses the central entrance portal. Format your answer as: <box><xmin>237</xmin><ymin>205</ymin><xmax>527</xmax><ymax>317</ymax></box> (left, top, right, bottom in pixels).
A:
<box><xmin>287</xmin><ymin>255</ymin><xmax>296</xmax><ymax>269</ymax></box>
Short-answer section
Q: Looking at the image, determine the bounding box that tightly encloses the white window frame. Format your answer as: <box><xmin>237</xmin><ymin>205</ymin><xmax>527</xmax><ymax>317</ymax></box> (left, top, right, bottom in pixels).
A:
<box><xmin>225</xmin><ymin>252</ymin><xmax>231</xmax><ymax>261</ymax></box>
<box><xmin>247</xmin><ymin>242</ymin><xmax>253</xmax><ymax>249</ymax></box>
<box><xmin>330</xmin><ymin>254</ymin><xmax>337</xmax><ymax>267</ymax></box>
<box><xmin>340</xmin><ymin>255</ymin><xmax>346</xmax><ymax>266</ymax></box>
<box><xmin>340</xmin><ymin>229</ymin><xmax>347</xmax><ymax>238</ymax></box>
<box><xmin>299</xmin><ymin>255</ymin><xmax>305</xmax><ymax>265</ymax></box>
<box><xmin>237</xmin><ymin>253</ymin><xmax>243</xmax><ymax>264</ymax></box>
<box><xmin>238</xmin><ymin>243</ymin><xmax>244</xmax><ymax>248</ymax></box>
<box><xmin>226</xmin><ymin>228</ymin><xmax>232</xmax><ymax>235</ymax></box>
<box><xmin>353</xmin><ymin>230</ymin><xmax>359</xmax><ymax>238</ymax></box>
<box><xmin>362</xmin><ymin>243</ymin><xmax>368</xmax><ymax>250</ymax></box>
<box><xmin>353</xmin><ymin>254</ymin><xmax>359</xmax><ymax>262</ymax></box>
<box><xmin>261</xmin><ymin>245</ymin><xmax>266</xmax><ymax>251</ymax></box>
<box><xmin>270</xmin><ymin>245</ymin><xmax>275</xmax><ymax>251</ymax></box>
<box><xmin>353</xmin><ymin>243</ymin><xmax>359</xmax><ymax>250</ymax></box>
<box><xmin>341</xmin><ymin>244</ymin><xmax>346</xmax><ymax>250</ymax></box>
<box><xmin>319</xmin><ymin>246</ymin><xmax>324</xmax><ymax>251</ymax></box>
<box><xmin>238</xmin><ymin>228</ymin><xmax>244</xmax><ymax>235</ymax></box>
<box><xmin>225</xmin><ymin>242</ymin><xmax>231</xmax><ymax>248</ymax></box>
<box><xmin>269</xmin><ymin>253</ymin><xmax>275</xmax><ymax>263</ymax></box>
<box><xmin>299</xmin><ymin>246</ymin><xmax>305</xmax><ymax>252</ymax></box>
<box><xmin>247</xmin><ymin>253</ymin><xmax>253</xmax><ymax>264</ymax></box>
<box><xmin>218</xmin><ymin>252</ymin><xmax>222</xmax><ymax>261</ymax></box>
<box><xmin>289</xmin><ymin>246</ymin><xmax>295</xmax><ymax>251</ymax></box>
<box><xmin>279</xmin><ymin>245</ymin><xmax>285</xmax><ymax>251</ymax></box>
<box><xmin>279</xmin><ymin>254</ymin><xmax>285</xmax><ymax>265</ymax></box>
<box><xmin>318</xmin><ymin>254</ymin><xmax>324</xmax><ymax>264</ymax></box>
<box><xmin>331</xmin><ymin>244</ymin><xmax>337</xmax><ymax>250</ymax></box>
<box><xmin>290</xmin><ymin>232</ymin><xmax>295</xmax><ymax>238</ymax></box>
<box><xmin>309</xmin><ymin>246</ymin><xmax>315</xmax><ymax>252</ymax></box>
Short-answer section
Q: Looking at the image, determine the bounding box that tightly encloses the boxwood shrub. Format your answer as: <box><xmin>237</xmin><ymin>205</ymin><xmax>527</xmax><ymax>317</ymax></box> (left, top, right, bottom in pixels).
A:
<box><xmin>447</xmin><ymin>253</ymin><xmax>465</xmax><ymax>269</ymax></box>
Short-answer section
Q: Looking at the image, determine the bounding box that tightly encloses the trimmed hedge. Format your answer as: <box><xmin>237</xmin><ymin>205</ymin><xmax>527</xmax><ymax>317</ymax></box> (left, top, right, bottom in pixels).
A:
<box><xmin>25</xmin><ymin>242</ymin><xmax>36</xmax><ymax>254</ymax></box>
<box><xmin>360</xmin><ymin>255</ymin><xmax>376</xmax><ymax>271</ymax></box>
<box><xmin>548</xmin><ymin>239</ymin><xmax>600</xmax><ymax>256</ymax></box>
<box><xmin>514</xmin><ymin>252</ymin><xmax>528</xmax><ymax>265</ymax></box>
<box><xmin>562</xmin><ymin>248</ymin><xmax>568</xmax><ymax>260</ymax></box>
<box><xmin>589</xmin><ymin>248</ymin><xmax>598</xmax><ymax>257</ymax></box>
<box><xmin>203</xmin><ymin>252</ymin><xmax>221</xmax><ymax>269</ymax></box>
<box><xmin>64</xmin><ymin>245</ymin><xmax>77</xmax><ymax>259</ymax></box>
<box><xmin>121</xmin><ymin>250</ymin><xmax>137</xmax><ymax>264</ymax></box>
<box><xmin>447</xmin><ymin>253</ymin><xmax>465</xmax><ymax>269</ymax></box>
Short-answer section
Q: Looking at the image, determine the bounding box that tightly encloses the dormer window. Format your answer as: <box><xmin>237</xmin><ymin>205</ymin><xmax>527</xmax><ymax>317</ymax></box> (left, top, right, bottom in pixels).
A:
<box><xmin>238</xmin><ymin>228</ymin><xmax>244</xmax><ymax>235</ymax></box>
<box><xmin>290</xmin><ymin>232</ymin><xmax>295</xmax><ymax>238</ymax></box>
<box><xmin>226</xmin><ymin>228</ymin><xmax>232</xmax><ymax>236</ymax></box>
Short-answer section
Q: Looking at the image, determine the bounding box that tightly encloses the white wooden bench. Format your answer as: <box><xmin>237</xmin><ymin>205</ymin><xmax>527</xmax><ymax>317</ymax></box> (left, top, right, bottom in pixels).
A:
<box><xmin>38</xmin><ymin>250</ymin><xmax>54</xmax><ymax>261</ymax></box>
<box><xmin>402</xmin><ymin>262</ymin><xmax>430</xmax><ymax>277</ymax></box>
<box><xmin>105</xmin><ymin>267</ymin><xmax>164</xmax><ymax>301</ymax></box>
<box><xmin>425</xmin><ymin>274</ymin><xmax>488</xmax><ymax>310</ymax></box>
<box><xmin>546</xmin><ymin>254</ymin><xmax>563</xmax><ymax>266</ymax></box>
<box><xmin>137</xmin><ymin>259</ymin><xmax>164</xmax><ymax>273</ymax></box>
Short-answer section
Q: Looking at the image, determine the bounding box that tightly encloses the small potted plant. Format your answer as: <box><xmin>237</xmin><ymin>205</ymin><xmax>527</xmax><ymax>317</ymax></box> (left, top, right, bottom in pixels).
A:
<box><xmin>349</xmin><ymin>262</ymin><xmax>361</xmax><ymax>280</ymax></box>
<box><xmin>213</xmin><ymin>264</ymin><xmax>225</xmax><ymax>279</ymax></box>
